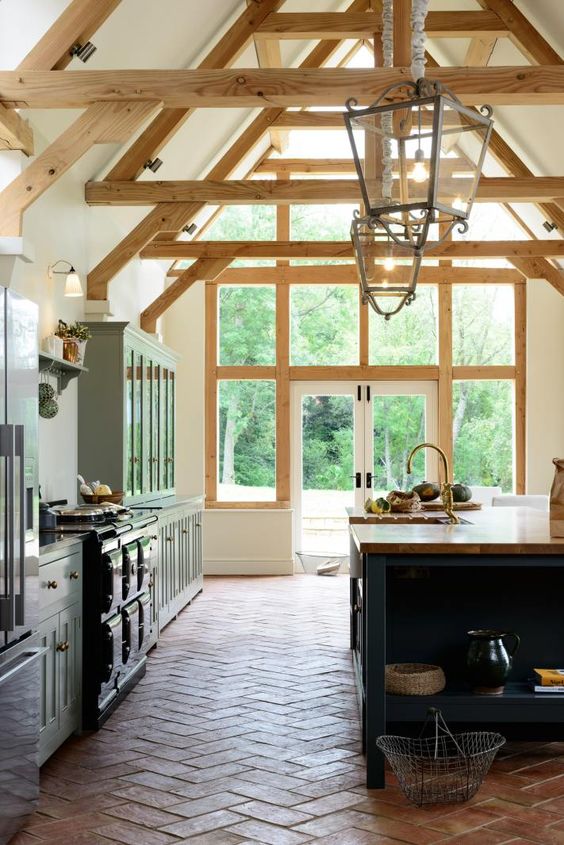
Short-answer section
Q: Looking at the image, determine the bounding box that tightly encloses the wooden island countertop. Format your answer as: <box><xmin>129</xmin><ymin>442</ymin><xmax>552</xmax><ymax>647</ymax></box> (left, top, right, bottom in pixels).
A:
<box><xmin>349</xmin><ymin>506</ymin><xmax>564</xmax><ymax>555</ymax></box>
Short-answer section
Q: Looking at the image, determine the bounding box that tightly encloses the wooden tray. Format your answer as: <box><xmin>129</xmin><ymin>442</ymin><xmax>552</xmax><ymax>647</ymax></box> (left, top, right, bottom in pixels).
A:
<box><xmin>421</xmin><ymin>501</ymin><xmax>482</xmax><ymax>511</ymax></box>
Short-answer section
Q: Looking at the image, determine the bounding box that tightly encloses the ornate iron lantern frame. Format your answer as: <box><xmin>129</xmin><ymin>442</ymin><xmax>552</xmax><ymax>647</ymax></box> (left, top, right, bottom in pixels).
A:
<box><xmin>344</xmin><ymin>78</ymin><xmax>494</xmax><ymax>252</ymax></box>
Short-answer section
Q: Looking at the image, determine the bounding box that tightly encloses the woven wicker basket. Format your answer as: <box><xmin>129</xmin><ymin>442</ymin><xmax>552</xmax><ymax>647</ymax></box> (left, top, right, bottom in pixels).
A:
<box><xmin>387</xmin><ymin>490</ymin><xmax>422</xmax><ymax>513</ymax></box>
<box><xmin>386</xmin><ymin>663</ymin><xmax>446</xmax><ymax>696</ymax></box>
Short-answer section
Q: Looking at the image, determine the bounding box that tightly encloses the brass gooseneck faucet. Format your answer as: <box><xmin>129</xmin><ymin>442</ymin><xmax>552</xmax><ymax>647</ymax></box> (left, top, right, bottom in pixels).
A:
<box><xmin>406</xmin><ymin>442</ymin><xmax>460</xmax><ymax>524</ymax></box>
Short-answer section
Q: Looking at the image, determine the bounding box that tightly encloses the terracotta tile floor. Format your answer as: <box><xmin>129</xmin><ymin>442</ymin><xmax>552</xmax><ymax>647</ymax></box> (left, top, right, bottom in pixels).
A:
<box><xmin>14</xmin><ymin>575</ymin><xmax>564</xmax><ymax>844</ymax></box>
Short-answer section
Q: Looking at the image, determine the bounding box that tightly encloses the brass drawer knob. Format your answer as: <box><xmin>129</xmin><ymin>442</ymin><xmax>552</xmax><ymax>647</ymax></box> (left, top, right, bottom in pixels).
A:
<box><xmin>182</xmin><ymin>529</ymin><xmax>188</xmax><ymax>535</ymax></box>
<box><xmin>70</xmin><ymin>571</ymin><xmax>79</xmax><ymax>580</ymax></box>
<box><xmin>56</xmin><ymin>641</ymin><xmax>69</xmax><ymax>652</ymax></box>
<box><xmin>47</xmin><ymin>580</ymin><xmax>58</xmax><ymax>589</ymax></box>
<box><xmin>166</xmin><ymin>536</ymin><xmax>174</xmax><ymax>543</ymax></box>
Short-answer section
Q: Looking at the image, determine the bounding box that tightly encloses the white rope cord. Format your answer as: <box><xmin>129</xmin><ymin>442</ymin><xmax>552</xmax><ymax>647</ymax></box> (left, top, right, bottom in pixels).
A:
<box><xmin>410</xmin><ymin>0</ymin><xmax>429</xmax><ymax>81</ymax></box>
<box><xmin>380</xmin><ymin>0</ymin><xmax>394</xmax><ymax>200</ymax></box>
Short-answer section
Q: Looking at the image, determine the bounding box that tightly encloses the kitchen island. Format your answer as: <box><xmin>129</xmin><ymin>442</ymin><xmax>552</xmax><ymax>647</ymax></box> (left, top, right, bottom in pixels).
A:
<box><xmin>349</xmin><ymin>507</ymin><xmax>564</xmax><ymax>788</ymax></box>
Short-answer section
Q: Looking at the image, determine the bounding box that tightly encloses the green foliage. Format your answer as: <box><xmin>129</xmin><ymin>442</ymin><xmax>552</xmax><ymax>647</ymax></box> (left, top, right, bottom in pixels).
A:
<box><xmin>206</xmin><ymin>205</ymin><xmax>276</xmax><ymax>268</ymax></box>
<box><xmin>291</xmin><ymin>285</ymin><xmax>358</xmax><ymax>365</ymax></box>
<box><xmin>219</xmin><ymin>286</ymin><xmax>276</xmax><ymax>366</ymax></box>
<box><xmin>302</xmin><ymin>396</ymin><xmax>353</xmax><ymax>490</ymax></box>
<box><xmin>452</xmin><ymin>285</ymin><xmax>514</xmax><ymax>365</ymax></box>
<box><xmin>370</xmin><ymin>285</ymin><xmax>438</xmax><ymax>365</ymax></box>
<box><xmin>291</xmin><ymin>204</ymin><xmax>358</xmax><ymax>241</ymax></box>
<box><xmin>218</xmin><ymin>380</ymin><xmax>275</xmax><ymax>490</ymax></box>
<box><xmin>453</xmin><ymin>380</ymin><xmax>513</xmax><ymax>491</ymax></box>
<box><xmin>372</xmin><ymin>396</ymin><xmax>426</xmax><ymax>491</ymax></box>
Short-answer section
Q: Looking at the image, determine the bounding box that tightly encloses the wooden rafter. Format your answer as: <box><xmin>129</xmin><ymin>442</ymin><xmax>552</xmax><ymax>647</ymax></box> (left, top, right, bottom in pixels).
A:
<box><xmin>140</xmin><ymin>258</ymin><xmax>230</xmax><ymax>333</ymax></box>
<box><xmin>247</xmin><ymin>1</ymin><xmax>288</xmax><ymax>156</ymax></box>
<box><xmin>3</xmin><ymin>67</ymin><xmax>564</xmax><ymax>108</ymax></box>
<box><xmin>477</xmin><ymin>0</ymin><xmax>560</xmax><ymax>65</ymax></box>
<box><xmin>139</xmin><ymin>239</ymin><xmax>564</xmax><ymax>260</ymax></box>
<box><xmin>0</xmin><ymin>101</ymin><xmax>160</xmax><ymax>237</ymax></box>
<box><xmin>106</xmin><ymin>0</ymin><xmax>286</xmax><ymax>181</ymax></box>
<box><xmin>87</xmin><ymin>0</ymin><xmax>368</xmax><ymax>300</ymax></box>
<box><xmin>255</xmin><ymin>11</ymin><xmax>508</xmax><ymax>40</ymax></box>
<box><xmin>16</xmin><ymin>0</ymin><xmax>122</xmax><ymax>71</ymax></box>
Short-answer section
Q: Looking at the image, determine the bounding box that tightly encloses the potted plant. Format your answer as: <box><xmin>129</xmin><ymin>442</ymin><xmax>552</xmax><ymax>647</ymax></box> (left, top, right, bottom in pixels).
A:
<box><xmin>55</xmin><ymin>320</ymin><xmax>92</xmax><ymax>364</ymax></box>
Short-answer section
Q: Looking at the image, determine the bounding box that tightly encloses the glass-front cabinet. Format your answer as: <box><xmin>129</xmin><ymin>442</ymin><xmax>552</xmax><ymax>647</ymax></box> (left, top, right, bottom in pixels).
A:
<box><xmin>78</xmin><ymin>322</ymin><xmax>179</xmax><ymax>504</ymax></box>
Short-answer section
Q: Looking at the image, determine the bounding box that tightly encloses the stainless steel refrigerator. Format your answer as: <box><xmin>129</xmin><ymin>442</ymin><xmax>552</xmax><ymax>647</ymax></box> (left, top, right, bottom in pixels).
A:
<box><xmin>0</xmin><ymin>287</ymin><xmax>42</xmax><ymax>845</ymax></box>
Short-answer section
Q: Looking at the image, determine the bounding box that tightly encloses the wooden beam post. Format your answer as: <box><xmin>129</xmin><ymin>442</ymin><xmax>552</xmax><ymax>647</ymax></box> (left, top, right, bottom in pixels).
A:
<box><xmin>0</xmin><ymin>107</ymin><xmax>33</xmax><ymax>156</ymax></box>
<box><xmin>205</xmin><ymin>283</ymin><xmax>218</xmax><ymax>504</ymax></box>
<box><xmin>477</xmin><ymin>0</ymin><xmax>561</xmax><ymax>65</ymax></box>
<box><xmin>514</xmin><ymin>282</ymin><xmax>527</xmax><ymax>493</ymax></box>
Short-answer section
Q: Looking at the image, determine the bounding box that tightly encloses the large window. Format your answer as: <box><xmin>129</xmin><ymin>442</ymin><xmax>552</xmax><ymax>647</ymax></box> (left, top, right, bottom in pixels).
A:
<box><xmin>218</xmin><ymin>380</ymin><xmax>276</xmax><ymax>502</ymax></box>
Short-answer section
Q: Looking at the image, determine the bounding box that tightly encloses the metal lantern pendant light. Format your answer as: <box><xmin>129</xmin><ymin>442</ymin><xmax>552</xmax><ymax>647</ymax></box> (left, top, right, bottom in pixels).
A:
<box><xmin>344</xmin><ymin>0</ymin><xmax>494</xmax><ymax>319</ymax></box>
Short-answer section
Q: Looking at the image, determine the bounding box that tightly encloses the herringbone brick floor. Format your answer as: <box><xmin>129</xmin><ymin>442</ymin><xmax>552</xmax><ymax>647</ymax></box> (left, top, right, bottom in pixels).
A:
<box><xmin>12</xmin><ymin>575</ymin><xmax>564</xmax><ymax>844</ymax></box>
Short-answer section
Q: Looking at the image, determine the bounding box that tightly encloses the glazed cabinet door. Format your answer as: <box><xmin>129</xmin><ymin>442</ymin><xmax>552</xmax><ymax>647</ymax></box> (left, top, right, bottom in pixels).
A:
<box><xmin>124</xmin><ymin>346</ymin><xmax>135</xmax><ymax>498</ymax></box>
<box><xmin>38</xmin><ymin>612</ymin><xmax>59</xmax><ymax>760</ymax></box>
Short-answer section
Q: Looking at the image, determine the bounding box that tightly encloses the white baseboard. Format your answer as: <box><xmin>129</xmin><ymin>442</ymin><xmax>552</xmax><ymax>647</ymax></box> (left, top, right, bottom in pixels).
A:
<box><xmin>204</xmin><ymin>558</ymin><xmax>294</xmax><ymax>576</ymax></box>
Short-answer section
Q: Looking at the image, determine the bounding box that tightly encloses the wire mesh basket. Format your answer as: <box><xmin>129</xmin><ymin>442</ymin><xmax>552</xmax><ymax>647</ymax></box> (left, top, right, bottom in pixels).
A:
<box><xmin>376</xmin><ymin>707</ymin><xmax>505</xmax><ymax>806</ymax></box>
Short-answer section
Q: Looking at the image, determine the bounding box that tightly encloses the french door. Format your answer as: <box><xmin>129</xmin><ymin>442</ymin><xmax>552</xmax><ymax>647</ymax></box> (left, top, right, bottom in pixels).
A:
<box><xmin>291</xmin><ymin>381</ymin><xmax>438</xmax><ymax>555</ymax></box>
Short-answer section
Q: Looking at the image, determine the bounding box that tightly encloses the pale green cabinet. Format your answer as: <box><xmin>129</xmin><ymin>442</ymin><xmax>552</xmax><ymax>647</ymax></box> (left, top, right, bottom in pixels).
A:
<box><xmin>78</xmin><ymin>323</ymin><xmax>180</xmax><ymax>505</ymax></box>
<box><xmin>39</xmin><ymin>544</ymin><xmax>83</xmax><ymax>765</ymax></box>
<box><xmin>157</xmin><ymin>499</ymin><xmax>204</xmax><ymax>632</ymax></box>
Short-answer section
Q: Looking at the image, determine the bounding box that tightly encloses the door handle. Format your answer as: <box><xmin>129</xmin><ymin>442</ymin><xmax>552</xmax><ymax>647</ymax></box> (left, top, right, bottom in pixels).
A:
<box><xmin>0</xmin><ymin>646</ymin><xmax>49</xmax><ymax>688</ymax></box>
<box><xmin>0</xmin><ymin>425</ymin><xmax>15</xmax><ymax>632</ymax></box>
<box><xmin>15</xmin><ymin>425</ymin><xmax>25</xmax><ymax>626</ymax></box>
<box><xmin>366</xmin><ymin>472</ymin><xmax>372</xmax><ymax>489</ymax></box>
<box><xmin>350</xmin><ymin>472</ymin><xmax>361</xmax><ymax>489</ymax></box>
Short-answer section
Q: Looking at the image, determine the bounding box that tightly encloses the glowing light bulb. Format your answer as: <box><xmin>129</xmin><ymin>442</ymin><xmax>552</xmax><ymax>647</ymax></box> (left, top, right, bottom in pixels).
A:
<box><xmin>383</xmin><ymin>256</ymin><xmax>396</xmax><ymax>272</ymax></box>
<box><xmin>411</xmin><ymin>147</ymin><xmax>427</xmax><ymax>183</ymax></box>
<box><xmin>382</xmin><ymin>279</ymin><xmax>389</xmax><ymax>289</ymax></box>
<box><xmin>411</xmin><ymin>160</ymin><xmax>428</xmax><ymax>183</ymax></box>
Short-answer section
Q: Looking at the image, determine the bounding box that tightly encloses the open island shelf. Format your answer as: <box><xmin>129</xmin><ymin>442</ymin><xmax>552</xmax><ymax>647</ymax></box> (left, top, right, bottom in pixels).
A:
<box><xmin>349</xmin><ymin>507</ymin><xmax>564</xmax><ymax>788</ymax></box>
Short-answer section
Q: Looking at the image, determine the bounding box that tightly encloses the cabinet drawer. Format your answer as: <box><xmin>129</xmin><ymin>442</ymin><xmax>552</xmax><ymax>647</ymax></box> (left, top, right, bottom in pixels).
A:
<box><xmin>40</xmin><ymin>551</ymin><xmax>82</xmax><ymax>616</ymax></box>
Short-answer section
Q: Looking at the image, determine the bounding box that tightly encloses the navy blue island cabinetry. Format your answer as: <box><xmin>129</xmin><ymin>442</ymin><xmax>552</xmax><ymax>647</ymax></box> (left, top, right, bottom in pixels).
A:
<box><xmin>348</xmin><ymin>507</ymin><xmax>564</xmax><ymax>788</ymax></box>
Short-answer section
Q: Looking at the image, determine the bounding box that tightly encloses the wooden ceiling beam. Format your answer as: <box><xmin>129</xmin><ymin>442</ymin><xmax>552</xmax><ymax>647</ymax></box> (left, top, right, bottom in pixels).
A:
<box><xmin>140</xmin><ymin>257</ymin><xmax>230</xmax><ymax>333</ymax></box>
<box><xmin>510</xmin><ymin>257</ymin><xmax>564</xmax><ymax>294</ymax></box>
<box><xmin>477</xmin><ymin>0</ymin><xmax>561</xmax><ymax>65</ymax></box>
<box><xmin>3</xmin><ymin>66</ymin><xmax>564</xmax><ymax>108</ymax></box>
<box><xmin>16</xmin><ymin>0</ymin><xmax>122</xmax><ymax>71</ymax></box>
<box><xmin>271</xmin><ymin>110</ymin><xmax>455</xmax><ymax>129</ymax></box>
<box><xmin>0</xmin><ymin>101</ymin><xmax>160</xmax><ymax>236</ymax></box>
<box><xmin>106</xmin><ymin>0</ymin><xmax>286</xmax><ymax>181</ymax></box>
<box><xmin>0</xmin><ymin>107</ymin><xmax>33</xmax><ymax>156</ymax></box>
<box><xmin>167</xmin><ymin>265</ymin><xmax>525</xmax><ymax>285</ymax></box>
<box><xmin>139</xmin><ymin>239</ymin><xmax>564</xmax><ymax>260</ymax></box>
<box><xmin>255</xmin><ymin>11</ymin><xmax>507</xmax><ymax>40</ymax></box>
<box><xmin>87</xmin><ymin>0</ymin><xmax>369</xmax><ymax>299</ymax></box>
<box><xmin>85</xmin><ymin>176</ymin><xmax>564</xmax><ymax>206</ymax></box>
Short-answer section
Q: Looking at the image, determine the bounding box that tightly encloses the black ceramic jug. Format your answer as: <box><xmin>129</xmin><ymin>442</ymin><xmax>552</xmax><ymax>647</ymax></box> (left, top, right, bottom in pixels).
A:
<box><xmin>466</xmin><ymin>629</ymin><xmax>520</xmax><ymax>695</ymax></box>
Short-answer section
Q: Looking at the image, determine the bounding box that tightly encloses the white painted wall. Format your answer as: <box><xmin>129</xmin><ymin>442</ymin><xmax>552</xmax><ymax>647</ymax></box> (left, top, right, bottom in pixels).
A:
<box><xmin>527</xmin><ymin>281</ymin><xmax>564</xmax><ymax>495</ymax></box>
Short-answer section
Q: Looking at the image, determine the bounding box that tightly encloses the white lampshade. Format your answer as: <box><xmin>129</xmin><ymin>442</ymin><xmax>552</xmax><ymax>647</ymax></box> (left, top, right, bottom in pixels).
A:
<box><xmin>64</xmin><ymin>270</ymin><xmax>83</xmax><ymax>298</ymax></box>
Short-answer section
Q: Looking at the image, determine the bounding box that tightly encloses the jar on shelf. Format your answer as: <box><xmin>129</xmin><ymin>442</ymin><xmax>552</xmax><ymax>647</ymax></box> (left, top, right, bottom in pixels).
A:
<box><xmin>63</xmin><ymin>339</ymin><xmax>80</xmax><ymax>364</ymax></box>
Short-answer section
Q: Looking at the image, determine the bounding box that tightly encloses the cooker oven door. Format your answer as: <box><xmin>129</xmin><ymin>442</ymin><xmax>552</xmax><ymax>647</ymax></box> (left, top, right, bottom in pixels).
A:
<box><xmin>99</xmin><ymin>613</ymin><xmax>121</xmax><ymax>707</ymax></box>
<box><xmin>101</xmin><ymin>549</ymin><xmax>121</xmax><ymax>616</ymax></box>
<box><xmin>136</xmin><ymin>537</ymin><xmax>152</xmax><ymax>593</ymax></box>
<box><xmin>121</xmin><ymin>600</ymin><xmax>139</xmax><ymax>667</ymax></box>
<box><xmin>122</xmin><ymin>542</ymin><xmax>138</xmax><ymax>602</ymax></box>
<box><xmin>138</xmin><ymin>592</ymin><xmax>151</xmax><ymax>655</ymax></box>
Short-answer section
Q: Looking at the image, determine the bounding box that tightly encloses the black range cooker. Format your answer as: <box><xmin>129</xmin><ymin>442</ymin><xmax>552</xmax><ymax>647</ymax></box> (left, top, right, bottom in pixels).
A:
<box><xmin>47</xmin><ymin>506</ymin><xmax>158</xmax><ymax>729</ymax></box>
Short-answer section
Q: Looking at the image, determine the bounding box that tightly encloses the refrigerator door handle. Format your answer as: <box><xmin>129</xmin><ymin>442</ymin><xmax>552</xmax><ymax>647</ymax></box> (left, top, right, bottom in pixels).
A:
<box><xmin>0</xmin><ymin>424</ymin><xmax>15</xmax><ymax>632</ymax></box>
<box><xmin>0</xmin><ymin>646</ymin><xmax>48</xmax><ymax>689</ymax></box>
<box><xmin>14</xmin><ymin>424</ymin><xmax>25</xmax><ymax>626</ymax></box>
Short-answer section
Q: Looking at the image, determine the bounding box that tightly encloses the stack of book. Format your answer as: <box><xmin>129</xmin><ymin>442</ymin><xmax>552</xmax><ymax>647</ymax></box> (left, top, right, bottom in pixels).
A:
<box><xmin>531</xmin><ymin>669</ymin><xmax>564</xmax><ymax>693</ymax></box>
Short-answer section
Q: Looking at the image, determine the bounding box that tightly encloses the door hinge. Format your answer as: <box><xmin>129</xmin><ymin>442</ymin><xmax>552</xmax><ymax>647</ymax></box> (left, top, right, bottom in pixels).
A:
<box><xmin>366</xmin><ymin>471</ymin><xmax>372</xmax><ymax>489</ymax></box>
<box><xmin>357</xmin><ymin>385</ymin><xmax>361</xmax><ymax>401</ymax></box>
<box><xmin>366</xmin><ymin>385</ymin><xmax>371</xmax><ymax>402</ymax></box>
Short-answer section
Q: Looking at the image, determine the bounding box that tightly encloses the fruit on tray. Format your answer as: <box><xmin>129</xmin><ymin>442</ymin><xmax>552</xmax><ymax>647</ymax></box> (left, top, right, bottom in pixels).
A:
<box><xmin>364</xmin><ymin>497</ymin><xmax>392</xmax><ymax>515</ymax></box>
<box><xmin>412</xmin><ymin>481</ymin><xmax>441</xmax><ymax>502</ymax></box>
<box><xmin>95</xmin><ymin>483</ymin><xmax>112</xmax><ymax>496</ymax></box>
<box><xmin>452</xmin><ymin>483</ymin><xmax>472</xmax><ymax>502</ymax></box>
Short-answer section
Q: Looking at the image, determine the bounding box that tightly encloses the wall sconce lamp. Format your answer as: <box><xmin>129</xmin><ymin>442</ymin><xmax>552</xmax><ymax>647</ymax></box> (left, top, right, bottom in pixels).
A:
<box><xmin>47</xmin><ymin>260</ymin><xmax>84</xmax><ymax>298</ymax></box>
